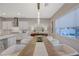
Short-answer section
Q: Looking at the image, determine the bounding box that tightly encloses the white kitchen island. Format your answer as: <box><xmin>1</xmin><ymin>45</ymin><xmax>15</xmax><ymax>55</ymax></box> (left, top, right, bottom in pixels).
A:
<box><xmin>0</xmin><ymin>34</ymin><xmax>16</xmax><ymax>49</ymax></box>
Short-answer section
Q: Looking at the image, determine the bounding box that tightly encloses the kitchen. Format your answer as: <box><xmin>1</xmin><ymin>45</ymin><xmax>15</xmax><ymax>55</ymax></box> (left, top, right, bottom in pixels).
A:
<box><xmin>0</xmin><ymin>3</ymin><xmax>79</xmax><ymax>56</ymax></box>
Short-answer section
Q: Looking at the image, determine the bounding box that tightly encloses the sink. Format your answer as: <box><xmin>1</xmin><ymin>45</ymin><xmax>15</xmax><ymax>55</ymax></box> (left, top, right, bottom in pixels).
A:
<box><xmin>54</xmin><ymin>44</ymin><xmax>78</xmax><ymax>56</ymax></box>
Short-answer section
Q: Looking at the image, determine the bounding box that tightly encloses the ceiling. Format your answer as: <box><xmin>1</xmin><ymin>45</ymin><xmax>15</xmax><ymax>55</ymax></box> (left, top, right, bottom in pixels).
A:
<box><xmin>0</xmin><ymin>3</ymin><xmax>64</xmax><ymax>18</ymax></box>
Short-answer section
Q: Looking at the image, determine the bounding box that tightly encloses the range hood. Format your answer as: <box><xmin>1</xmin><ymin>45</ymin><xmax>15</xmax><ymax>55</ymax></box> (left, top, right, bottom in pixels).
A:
<box><xmin>12</xmin><ymin>17</ymin><xmax>20</xmax><ymax>33</ymax></box>
<box><xmin>13</xmin><ymin>17</ymin><xmax>19</xmax><ymax>27</ymax></box>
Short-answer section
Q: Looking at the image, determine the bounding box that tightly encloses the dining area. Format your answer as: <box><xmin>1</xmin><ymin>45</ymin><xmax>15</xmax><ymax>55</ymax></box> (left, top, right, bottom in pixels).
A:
<box><xmin>0</xmin><ymin>32</ymin><xmax>78</xmax><ymax>56</ymax></box>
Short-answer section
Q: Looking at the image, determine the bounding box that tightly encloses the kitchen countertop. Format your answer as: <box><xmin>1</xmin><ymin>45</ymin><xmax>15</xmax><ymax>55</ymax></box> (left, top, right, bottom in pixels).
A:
<box><xmin>0</xmin><ymin>34</ymin><xmax>16</xmax><ymax>40</ymax></box>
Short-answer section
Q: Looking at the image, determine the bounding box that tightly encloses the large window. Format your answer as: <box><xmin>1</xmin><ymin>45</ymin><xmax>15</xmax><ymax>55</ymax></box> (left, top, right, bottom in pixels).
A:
<box><xmin>55</xmin><ymin>8</ymin><xmax>79</xmax><ymax>39</ymax></box>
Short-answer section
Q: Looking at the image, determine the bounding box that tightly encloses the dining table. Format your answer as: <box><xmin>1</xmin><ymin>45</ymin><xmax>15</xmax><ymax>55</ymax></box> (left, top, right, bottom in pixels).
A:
<box><xmin>18</xmin><ymin>36</ymin><xmax>62</xmax><ymax>56</ymax></box>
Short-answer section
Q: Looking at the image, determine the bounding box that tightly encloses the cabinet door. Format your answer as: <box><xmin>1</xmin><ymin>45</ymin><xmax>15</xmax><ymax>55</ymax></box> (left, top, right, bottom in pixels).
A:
<box><xmin>2</xmin><ymin>21</ymin><xmax>12</xmax><ymax>30</ymax></box>
<box><xmin>8</xmin><ymin>36</ymin><xmax>16</xmax><ymax>47</ymax></box>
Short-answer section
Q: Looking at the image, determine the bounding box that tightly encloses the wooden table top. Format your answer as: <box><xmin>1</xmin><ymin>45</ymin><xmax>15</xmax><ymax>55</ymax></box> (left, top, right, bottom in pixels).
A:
<box><xmin>43</xmin><ymin>37</ymin><xmax>62</xmax><ymax>56</ymax></box>
<box><xmin>18</xmin><ymin>37</ymin><xmax>36</xmax><ymax>56</ymax></box>
<box><xmin>18</xmin><ymin>36</ymin><xmax>61</xmax><ymax>56</ymax></box>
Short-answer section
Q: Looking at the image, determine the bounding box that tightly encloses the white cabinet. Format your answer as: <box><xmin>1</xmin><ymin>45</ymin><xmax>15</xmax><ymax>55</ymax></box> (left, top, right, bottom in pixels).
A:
<box><xmin>8</xmin><ymin>36</ymin><xmax>16</xmax><ymax>47</ymax></box>
<box><xmin>2</xmin><ymin>21</ymin><xmax>13</xmax><ymax>30</ymax></box>
<box><xmin>0</xmin><ymin>34</ymin><xmax>16</xmax><ymax>49</ymax></box>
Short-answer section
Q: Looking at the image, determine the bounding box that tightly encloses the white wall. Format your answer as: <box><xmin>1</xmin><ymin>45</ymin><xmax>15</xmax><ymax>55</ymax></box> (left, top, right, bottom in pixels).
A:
<box><xmin>19</xmin><ymin>21</ymin><xmax>29</xmax><ymax>30</ymax></box>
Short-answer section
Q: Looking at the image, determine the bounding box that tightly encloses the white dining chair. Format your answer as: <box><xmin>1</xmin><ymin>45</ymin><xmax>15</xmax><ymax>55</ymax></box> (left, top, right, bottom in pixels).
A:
<box><xmin>54</xmin><ymin>44</ymin><xmax>78</xmax><ymax>56</ymax></box>
<box><xmin>47</xmin><ymin>36</ymin><xmax>60</xmax><ymax>46</ymax></box>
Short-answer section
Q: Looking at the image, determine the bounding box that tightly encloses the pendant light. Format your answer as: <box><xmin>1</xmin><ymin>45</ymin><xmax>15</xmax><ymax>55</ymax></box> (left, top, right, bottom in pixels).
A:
<box><xmin>37</xmin><ymin>3</ymin><xmax>40</xmax><ymax>25</ymax></box>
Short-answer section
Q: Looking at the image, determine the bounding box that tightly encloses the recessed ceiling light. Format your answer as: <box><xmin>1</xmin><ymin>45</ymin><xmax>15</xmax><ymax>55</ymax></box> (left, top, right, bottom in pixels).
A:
<box><xmin>2</xmin><ymin>12</ymin><xmax>6</xmax><ymax>16</ymax></box>
<box><xmin>17</xmin><ymin>12</ymin><xmax>21</xmax><ymax>15</ymax></box>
